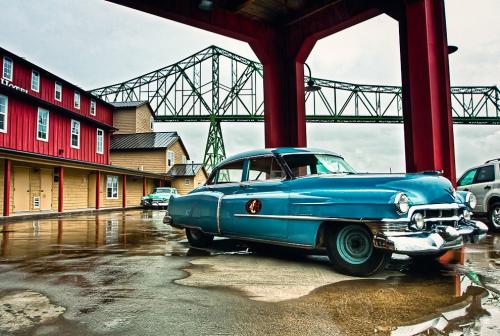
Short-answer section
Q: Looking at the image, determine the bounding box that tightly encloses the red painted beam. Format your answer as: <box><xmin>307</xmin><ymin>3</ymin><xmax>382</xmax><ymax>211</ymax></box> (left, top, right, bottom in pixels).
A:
<box><xmin>58</xmin><ymin>167</ymin><xmax>64</xmax><ymax>212</ymax></box>
<box><xmin>96</xmin><ymin>171</ymin><xmax>101</xmax><ymax>210</ymax></box>
<box><xmin>3</xmin><ymin>159</ymin><xmax>11</xmax><ymax>216</ymax></box>
<box><xmin>122</xmin><ymin>175</ymin><xmax>127</xmax><ymax>208</ymax></box>
<box><xmin>399</xmin><ymin>0</ymin><xmax>456</xmax><ymax>184</ymax></box>
<box><xmin>106</xmin><ymin>0</ymin><xmax>271</xmax><ymax>44</ymax></box>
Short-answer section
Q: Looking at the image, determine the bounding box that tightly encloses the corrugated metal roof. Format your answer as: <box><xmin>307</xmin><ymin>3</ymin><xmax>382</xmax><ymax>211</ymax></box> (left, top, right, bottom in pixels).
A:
<box><xmin>110</xmin><ymin>132</ymin><xmax>178</xmax><ymax>150</ymax></box>
<box><xmin>111</xmin><ymin>101</ymin><xmax>149</xmax><ymax>108</ymax></box>
<box><xmin>166</xmin><ymin>164</ymin><xmax>204</xmax><ymax>177</ymax></box>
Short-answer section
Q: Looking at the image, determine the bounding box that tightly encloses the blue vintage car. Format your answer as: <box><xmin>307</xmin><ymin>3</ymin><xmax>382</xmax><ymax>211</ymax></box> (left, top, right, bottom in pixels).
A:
<box><xmin>163</xmin><ymin>148</ymin><xmax>488</xmax><ymax>276</ymax></box>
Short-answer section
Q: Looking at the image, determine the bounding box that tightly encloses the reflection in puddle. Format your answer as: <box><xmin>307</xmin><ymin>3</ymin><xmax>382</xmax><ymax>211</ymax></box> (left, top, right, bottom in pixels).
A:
<box><xmin>0</xmin><ymin>210</ymin><xmax>188</xmax><ymax>260</ymax></box>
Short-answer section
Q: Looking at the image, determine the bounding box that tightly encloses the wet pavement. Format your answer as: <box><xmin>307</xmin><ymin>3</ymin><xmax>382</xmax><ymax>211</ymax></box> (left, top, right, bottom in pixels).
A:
<box><xmin>0</xmin><ymin>210</ymin><xmax>498</xmax><ymax>336</ymax></box>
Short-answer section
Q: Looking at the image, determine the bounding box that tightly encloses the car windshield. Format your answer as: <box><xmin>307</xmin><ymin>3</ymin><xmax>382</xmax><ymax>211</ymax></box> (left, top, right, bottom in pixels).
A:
<box><xmin>283</xmin><ymin>153</ymin><xmax>355</xmax><ymax>178</ymax></box>
<box><xmin>154</xmin><ymin>188</ymin><xmax>175</xmax><ymax>194</ymax></box>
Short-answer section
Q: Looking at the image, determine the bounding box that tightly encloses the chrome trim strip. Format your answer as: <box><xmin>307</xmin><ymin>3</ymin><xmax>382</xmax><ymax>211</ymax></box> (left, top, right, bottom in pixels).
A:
<box><xmin>382</xmin><ymin>203</ymin><xmax>463</xmax><ymax>223</ymax></box>
<box><xmin>216</xmin><ymin>194</ymin><xmax>223</xmax><ymax>234</ymax></box>
<box><xmin>224</xmin><ymin>234</ymin><xmax>314</xmax><ymax>249</ymax></box>
<box><xmin>234</xmin><ymin>213</ymin><xmax>372</xmax><ymax>223</ymax></box>
<box><xmin>424</xmin><ymin>216</ymin><xmax>461</xmax><ymax>223</ymax></box>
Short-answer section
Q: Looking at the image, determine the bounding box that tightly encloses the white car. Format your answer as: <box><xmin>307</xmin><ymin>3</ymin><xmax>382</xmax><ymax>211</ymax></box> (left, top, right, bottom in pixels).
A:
<box><xmin>457</xmin><ymin>158</ymin><xmax>500</xmax><ymax>230</ymax></box>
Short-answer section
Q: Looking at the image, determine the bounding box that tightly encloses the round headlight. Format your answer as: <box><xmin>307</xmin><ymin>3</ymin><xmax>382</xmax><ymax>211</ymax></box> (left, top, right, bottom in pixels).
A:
<box><xmin>465</xmin><ymin>192</ymin><xmax>477</xmax><ymax>210</ymax></box>
<box><xmin>395</xmin><ymin>193</ymin><xmax>410</xmax><ymax>214</ymax></box>
<box><xmin>412</xmin><ymin>212</ymin><xmax>425</xmax><ymax>230</ymax></box>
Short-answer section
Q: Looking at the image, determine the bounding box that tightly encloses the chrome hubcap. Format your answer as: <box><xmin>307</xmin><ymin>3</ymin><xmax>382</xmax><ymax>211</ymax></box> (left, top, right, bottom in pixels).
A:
<box><xmin>336</xmin><ymin>225</ymin><xmax>373</xmax><ymax>265</ymax></box>
<box><xmin>492</xmin><ymin>207</ymin><xmax>500</xmax><ymax>227</ymax></box>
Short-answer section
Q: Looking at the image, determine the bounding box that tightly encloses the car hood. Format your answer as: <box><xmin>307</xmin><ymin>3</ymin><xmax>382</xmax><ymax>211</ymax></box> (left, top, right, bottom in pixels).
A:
<box><xmin>289</xmin><ymin>173</ymin><xmax>459</xmax><ymax>206</ymax></box>
<box><xmin>144</xmin><ymin>193</ymin><xmax>171</xmax><ymax>199</ymax></box>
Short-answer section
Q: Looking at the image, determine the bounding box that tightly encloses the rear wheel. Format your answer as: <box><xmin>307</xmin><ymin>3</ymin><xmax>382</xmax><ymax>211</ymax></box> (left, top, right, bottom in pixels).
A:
<box><xmin>185</xmin><ymin>228</ymin><xmax>214</xmax><ymax>248</ymax></box>
<box><xmin>488</xmin><ymin>202</ymin><xmax>500</xmax><ymax>231</ymax></box>
<box><xmin>326</xmin><ymin>224</ymin><xmax>391</xmax><ymax>277</ymax></box>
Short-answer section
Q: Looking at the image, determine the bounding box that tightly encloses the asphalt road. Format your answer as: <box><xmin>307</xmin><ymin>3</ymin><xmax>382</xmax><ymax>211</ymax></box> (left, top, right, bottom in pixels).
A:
<box><xmin>0</xmin><ymin>210</ymin><xmax>498</xmax><ymax>336</ymax></box>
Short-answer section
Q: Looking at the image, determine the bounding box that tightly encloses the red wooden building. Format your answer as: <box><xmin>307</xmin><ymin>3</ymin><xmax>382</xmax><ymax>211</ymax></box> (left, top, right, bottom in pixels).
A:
<box><xmin>0</xmin><ymin>47</ymin><xmax>167</xmax><ymax>217</ymax></box>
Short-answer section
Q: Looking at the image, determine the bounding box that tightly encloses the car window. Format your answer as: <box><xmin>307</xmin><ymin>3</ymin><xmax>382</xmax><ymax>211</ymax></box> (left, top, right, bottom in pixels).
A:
<box><xmin>283</xmin><ymin>154</ymin><xmax>355</xmax><ymax>177</ymax></box>
<box><xmin>475</xmin><ymin>165</ymin><xmax>495</xmax><ymax>183</ymax></box>
<box><xmin>214</xmin><ymin>160</ymin><xmax>245</xmax><ymax>184</ymax></box>
<box><xmin>458</xmin><ymin>168</ymin><xmax>477</xmax><ymax>186</ymax></box>
<box><xmin>247</xmin><ymin>157</ymin><xmax>285</xmax><ymax>182</ymax></box>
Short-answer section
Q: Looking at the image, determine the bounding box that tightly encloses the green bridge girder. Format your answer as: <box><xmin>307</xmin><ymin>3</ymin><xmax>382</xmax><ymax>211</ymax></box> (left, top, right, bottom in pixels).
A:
<box><xmin>91</xmin><ymin>45</ymin><xmax>500</xmax><ymax>173</ymax></box>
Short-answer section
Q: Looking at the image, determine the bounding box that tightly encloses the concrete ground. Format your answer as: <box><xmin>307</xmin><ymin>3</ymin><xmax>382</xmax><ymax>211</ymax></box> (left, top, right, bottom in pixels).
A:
<box><xmin>0</xmin><ymin>210</ymin><xmax>498</xmax><ymax>336</ymax></box>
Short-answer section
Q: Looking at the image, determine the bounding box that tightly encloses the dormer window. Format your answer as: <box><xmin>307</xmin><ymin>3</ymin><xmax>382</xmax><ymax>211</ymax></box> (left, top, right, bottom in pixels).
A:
<box><xmin>2</xmin><ymin>57</ymin><xmax>13</xmax><ymax>81</ymax></box>
<box><xmin>90</xmin><ymin>100</ymin><xmax>96</xmax><ymax>116</ymax></box>
<box><xmin>55</xmin><ymin>82</ymin><xmax>62</xmax><ymax>101</ymax></box>
<box><xmin>74</xmin><ymin>91</ymin><xmax>80</xmax><ymax>109</ymax></box>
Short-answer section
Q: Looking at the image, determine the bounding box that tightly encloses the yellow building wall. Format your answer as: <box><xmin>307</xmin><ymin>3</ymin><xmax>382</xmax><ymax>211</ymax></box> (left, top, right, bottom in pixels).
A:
<box><xmin>136</xmin><ymin>104</ymin><xmax>153</xmax><ymax>133</ymax></box>
<box><xmin>126</xmin><ymin>177</ymin><xmax>143</xmax><ymax>207</ymax></box>
<box><xmin>0</xmin><ymin>159</ymin><xmax>4</xmax><ymax>215</ymax></box>
<box><xmin>110</xmin><ymin>150</ymin><xmax>167</xmax><ymax>173</ymax></box>
<box><xmin>101</xmin><ymin>174</ymin><xmax>123</xmax><ymax>208</ymax></box>
<box><xmin>63</xmin><ymin>169</ymin><xmax>90</xmax><ymax>210</ymax></box>
<box><xmin>167</xmin><ymin>140</ymin><xmax>188</xmax><ymax>170</ymax></box>
<box><xmin>171</xmin><ymin>169</ymin><xmax>207</xmax><ymax>195</ymax></box>
<box><xmin>113</xmin><ymin>108</ymin><xmax>136</xmax><ymax>135</ymax></box>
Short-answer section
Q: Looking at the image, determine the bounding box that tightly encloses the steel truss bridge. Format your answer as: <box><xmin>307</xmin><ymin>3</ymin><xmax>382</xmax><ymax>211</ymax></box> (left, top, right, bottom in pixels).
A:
<box><xmin>91</xmin><ymin>46</ymin><xmax>500</xmax><ymax>172</ymax></box>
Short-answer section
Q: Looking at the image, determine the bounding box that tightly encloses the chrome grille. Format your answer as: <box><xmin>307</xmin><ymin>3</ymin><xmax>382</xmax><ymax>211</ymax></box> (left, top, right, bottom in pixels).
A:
<box><xmin>419</xmin><ymin>207</ymin><xmax>464</xmax><ymax>230</ymax></box>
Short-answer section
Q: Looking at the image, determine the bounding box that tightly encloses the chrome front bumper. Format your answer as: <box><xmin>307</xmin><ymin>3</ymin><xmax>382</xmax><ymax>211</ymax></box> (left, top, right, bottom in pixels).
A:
<box><xmin>373</xmin><ymin>220</ymin><xmax>488</xmax><ymax>255</ymax></box>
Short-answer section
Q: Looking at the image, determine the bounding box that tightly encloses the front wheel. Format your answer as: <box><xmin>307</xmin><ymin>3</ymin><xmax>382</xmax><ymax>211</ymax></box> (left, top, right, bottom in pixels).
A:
<box><xmin>326</xmin><ymin>224</ymin><xmax>391</xmax><ymax>277</ymax></box>
<box><xmin>185</xmin><ymin>228</ymin><xmax>214</xmax><ymax>248</ymax></box>
<box><xmin>488</xmin><ymin>202</ymin><xmax>500</xmax><ymax>231</ymax></box>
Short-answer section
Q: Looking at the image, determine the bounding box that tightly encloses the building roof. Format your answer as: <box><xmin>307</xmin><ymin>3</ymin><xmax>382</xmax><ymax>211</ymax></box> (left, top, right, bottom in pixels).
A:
<box><xmin>0</xmin><ymin>46</ymin><xmax>114</xmax><ymax>109</ymax></box>
<box><xmin>166</xmin><ymin>163</ymin><xmax>205</xmax><ymax>177</ymax></box>
<box><xmin>110</xmin><ymin>132</ymin><xmax>177</xmax><ymax>150</ymax></box>
<box><xmin>111</xmin><ymin>101</ymin><xmax>155</xmax><ymax>116</ymax></box>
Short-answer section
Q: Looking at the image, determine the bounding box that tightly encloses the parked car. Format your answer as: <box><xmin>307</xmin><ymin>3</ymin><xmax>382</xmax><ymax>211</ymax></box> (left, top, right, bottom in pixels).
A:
<box><xmin>163</xmin><ymin>148</ymin><xmax>488</xmax><ymax>276</ymax></box>
<box><xmin>142</xmin><ymin>187</ymin><xmax>178</xmax><ymax>208</ymax></box>
<box><xmin>457</xmin><ymin>158</ymin><xmax>500</xmax><ymax>230</ymax></box>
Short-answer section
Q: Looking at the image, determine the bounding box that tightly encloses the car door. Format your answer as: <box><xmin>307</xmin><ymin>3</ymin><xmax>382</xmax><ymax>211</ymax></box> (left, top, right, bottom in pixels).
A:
<box><xmin>469</xmin><ymin>165</ymin><xmax>495</xmax><ymax>213</ymax></box>
<box><xmin>187</xmin><ymin>160</ymin><xmax>246</xmax><ymax>233</ymax></box>
<box><xmin>222</xmin><ymin>156</ymin><xmax>289</xmax><ymax>240</ymax></box>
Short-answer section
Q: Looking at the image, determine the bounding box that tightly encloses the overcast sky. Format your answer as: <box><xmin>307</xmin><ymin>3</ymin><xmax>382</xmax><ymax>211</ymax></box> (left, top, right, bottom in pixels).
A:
<box><xmin>0</xmin><ymin>0</ymin><xmax>498</xmax><ymax>175</ymax></box>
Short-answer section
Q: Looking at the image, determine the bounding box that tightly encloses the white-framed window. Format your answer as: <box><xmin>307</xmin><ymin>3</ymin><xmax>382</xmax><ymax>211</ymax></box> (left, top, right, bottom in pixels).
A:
<box><xmin>55</xmin><ymin>82</ymin><xmax>62</xmax><ymax>101</ymax></box>
<box><xmin>2</xmin><ymin>57</ymin><xmax>13</xmax><ymax>81</ymax></box>
<box><xmin>36</xmin><ymin>107</ymin><xmax>49</xmax><ymax>141</ymax></box>
<box><xmin>90</xmin><ymin>99</ymin><xmax>96</xmax><ymax>116</ymax></box>
<box><xmin>167</xmin><ymin>150</ymin><xmax>175</xmax><ymax>167</ymax></box>
<box><xmin>0</xmin><ymin>94</ymin><xmax>8</xmax><ymax>133</ymax></box>
<box><xmin>182</xmin><ymin>155</ymin><xmax>187</xmax><ymax>164</ymax></box>
<box><xmin>184</xmin><ymin>178</ymin><xmax>190</xmax><ymax>186</ymax></box>
<box><xmin>31</xmin><ymin>70</ymin><xmax>40</xmax><ymax>92</ymax></box>
<box><xmin>70</xmin><ymin>119</ymin><xmax>80</xmax><ymax>148</ymax></box>
<box><xmin>106</xmin><ymin>175</ymin><xmax>119</xmax><ymax>199</ymax></box>
<box><xmin>74</xmin><ymin>91</ymin><xmax>80</xmax><ymax>109</ymax></box>
<box><xmin>96</xmin><ymin>128</ymin><xmax>104</xmax><ymax>154</ymax></box>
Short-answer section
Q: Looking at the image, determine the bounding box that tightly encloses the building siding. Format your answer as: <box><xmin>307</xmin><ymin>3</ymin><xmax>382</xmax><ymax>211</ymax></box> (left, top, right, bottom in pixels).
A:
<box><xmin>112</xmin><ymin>108</ymin><xmax>136</xmax><ymax>135</ymax></box>
<box><xmin>110</xmin><ymin>150</ymin><xmax>166</xmax><ymax>173</ymax></box>
<box><xmin>0</xmin><ymin>159</ymin><xmax>4</xmax><ymax>215</ymax></box>
<box><xmin>126</xmin><ymin>176</ymin><xmax>143</xmax><ymax>207</ymax></box>
<box><xmin>135</xmin><ymin>105</ymin><xmax>153</xmax><ymax>133</ymax></box>
<box><xmin>168</xmin><ymin>140</ymin><xmax>188</xmax><ymax>170</ymax></box>
<box><xmin>0</xmin><ymin>51</ymin><xmax>113</xmax><ymax>125</ymax></box>
<box><xmin>0</xmin><ymin>96</ymin><xmax>109</xmax><ymax>164</ymax></box>
<box><xmin>63</xmin><ymin>169</ymin><xmax>89</xmax><ymax>210</ymax></box>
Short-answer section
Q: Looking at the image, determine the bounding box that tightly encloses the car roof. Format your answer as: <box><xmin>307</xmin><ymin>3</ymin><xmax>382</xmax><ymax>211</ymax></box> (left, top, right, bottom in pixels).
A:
<box><xmin>218</xmin><ymin>147</ymin><xmax>342</xmax><ymax>167</ymax></box>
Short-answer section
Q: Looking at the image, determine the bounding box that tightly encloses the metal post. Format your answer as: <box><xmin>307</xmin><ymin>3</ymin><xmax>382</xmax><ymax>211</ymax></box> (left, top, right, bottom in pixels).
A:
<box><xmin>58</xmin><ymin>167</ymin><xmax>64</xmax><ymax>212</ymax></box>
<box><xmin>3</xmin><ymin>159</ymin><xmax>11</xmax><ymax>217</ymax></box>
<box><xmin>143</xmin><ymin>177</ymin><xmax>147</xmax><ymax>196</ymax></box>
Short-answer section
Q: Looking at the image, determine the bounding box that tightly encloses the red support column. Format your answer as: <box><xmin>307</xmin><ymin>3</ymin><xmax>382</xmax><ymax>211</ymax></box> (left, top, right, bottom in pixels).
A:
<box><xmin>3</xmin><ymin>159</ymin><xmax>11</xmax><ymax>217</ymax></box>
<box><xmin>96</xmin><ymin>171</ymin><xmax>101</xmax><ymax>210</ymax></box>
<box><xmin>251</xmin><ymin>36</ymin><xmax>314</xmax><ymax>148</ymax></box>
<box><xmin>122</xmin><ymin>175</ymin><xmax>127</xmax><ymax>208</ymax></box>
<box><xmin>58</xmin><ymin>167</ymin><xmax>64</xmax><ymax>212</ymax></box>
<box><xmin>142</xmin><ymin>177</ymin><xmax>147</xmax><ymax>196</ymax></box>
<box><xmin>399</xmin><ymin>0</ymin><xmax>456</xmax><ymax>184</ymax></box>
